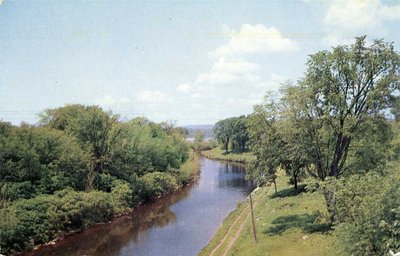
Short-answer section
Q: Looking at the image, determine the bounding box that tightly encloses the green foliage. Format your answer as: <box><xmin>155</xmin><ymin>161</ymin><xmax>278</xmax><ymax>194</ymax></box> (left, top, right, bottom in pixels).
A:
<box><xmin>169</xmin><ymin>150</ymin><xmax>200</xmax><ymax>185</ymax></box>
<box><xmin>0</xmin><ymin>189</ymin><xmax>114</xmax><ymax>254</ymax></box>
<box><xmin>0</xmin><ymin>126</ymin><xmax>88</xmax><ymax>198</ymax></box>
<box><xmin>40</xmin><ymin>105</ymin><xmax>120</xmax><ymax>173</ymax></box>
<box><xmin>109</xmin><ymin>118</ymin><xmax>188</xmax><ymax>179</ymax></box>
<box><xmin>335</xmin><ymin>171</ymin><xmax>400</xmax><ymax>255</ymax></box>
<box><xmin>247</xmin><ymin>95</ymin><xmax>310</xmax><ymax>191</ymax></box>
<box><xmin>194</xmin><ymin>129</ymin><xmax>204</xmax><ymax>144</ymax></box>
<box><xmin>202</xmin><ymin>147</ymin><xmax>255</xmax><ymax>164</ymax></box>
<box><xmin>110</xmin><ymin>180</ymin><xmax>133</xmax><ymax>213</ymax></box>
<box><xmin>214</xmin><ymin>116</ymin><xmax>249</xmax><ymax>153</ymax></box>
<box><xmin>0</xmin><ymin>105</ymin><xmax>197</xmax><ymax>254</ymax></box>
<box><xmin>136</xmin><ymin>172</ymin><xmax>178</xmax><ymax>201</ymax></box>
<box><xmin>247</xmin><ymin>37</ymin><xmax>400</xmax><ymax>222</ymax></box>
<box><xmin>297</xmin><ymin>36</ymin><xmax>399</xmax><ymax>179</ymax></box>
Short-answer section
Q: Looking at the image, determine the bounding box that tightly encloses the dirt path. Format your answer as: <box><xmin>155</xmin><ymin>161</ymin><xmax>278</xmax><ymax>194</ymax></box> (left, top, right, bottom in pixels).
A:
<box><xmin>221</xmin><ymin>210</ymin><xmax>252</xmax><ymax>256</ymax></box>
<box><xmin>209</xmin><ymin>190</ymin><xmax>263</xmax><ymax>256</ymax></box>
<box><xmin>209</xmin><ymin>205</ymin><xmax>250</xmax><ymax>256</ymax></box>
<box><xmin>209</xmin><ymin>187</ymin><xmax>269</xmax><ymax>256</ymax></box>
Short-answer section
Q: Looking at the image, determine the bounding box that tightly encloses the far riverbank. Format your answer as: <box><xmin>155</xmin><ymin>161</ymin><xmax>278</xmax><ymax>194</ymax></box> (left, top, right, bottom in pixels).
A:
<box><xmin>200</xmin><ymin>147</ymin><xmax>255</xmax><ymax>164</ymax></box>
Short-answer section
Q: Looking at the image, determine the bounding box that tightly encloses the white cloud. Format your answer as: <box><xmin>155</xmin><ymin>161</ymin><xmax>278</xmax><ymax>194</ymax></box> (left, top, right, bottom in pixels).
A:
<box><xmin>174</xmin><ymin>24</ymin><xmax>295</xmax><ymax>117</ymax></box>
<box><xmin>213</xmin><ymin>24</ymin><xmax>298</xmax><ymax>57</ymax></box>
<box><xmin>95</xmin><ymin>95</ymin><xmax>131</xmax><ymax>107</ymax></box>
<box><xmin>322</xmin><ymin>34</ymin><xmax>355</xmax><ymax>47</ymax></box>
<box><xmin>196</xmin><ymin>58</ymin><xmax>260</xmax><ymax>85</ymax></box>
<box><xmin>135</xmin><ymin>90</ymin><xmax>171</xmax><ymax>103</ymax></box>
<box><xmin>177</xmin><ymin>83</ymin><xmax>191</xmax><ymax>93</ymax></box>
<box><xmin>251</xmin><ymin>73</ymin><xmax>288</xmax><ymax>92</ymax></box>
<box><xmin>325</xmin><ymin>0</ymin><xmax>400</xmax><ymax>30</ymax></box>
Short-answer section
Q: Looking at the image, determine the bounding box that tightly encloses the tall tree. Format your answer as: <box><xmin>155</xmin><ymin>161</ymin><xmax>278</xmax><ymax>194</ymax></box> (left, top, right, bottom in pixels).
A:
<box><xmin>40</xmin><ymin>105</ymin><xmax>120</xmax><ymax>175</ymax></box>
<box><xmin>248</xmin><ymin>94</ymin><xmax>310</xmax><ymax>191</ymax></box>
<box><xmin>286</xmin><ymin>37</ymin><xmax>398</xmax><ymax>220</ymax></box>
<box><xmin>231</xmin><ymin>116</ymin><xmax>249</xmax><ymax>153</ymax></box>
<box><xmin>214</xmin><ymin>118</ymin><xmax>233</xmax><ymax>153</ymax></box>
<box><xmin>299</xmin><ymin>36</ymin><xmax>399</xmax><ymax>179</ymax></box>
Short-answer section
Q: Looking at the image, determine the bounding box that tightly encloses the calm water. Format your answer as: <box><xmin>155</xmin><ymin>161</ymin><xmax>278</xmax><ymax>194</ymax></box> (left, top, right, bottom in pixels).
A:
<box><xmin>24</xmin><ymin>157</ymin><xmax>251</xmax><ymax>256</ymax></box>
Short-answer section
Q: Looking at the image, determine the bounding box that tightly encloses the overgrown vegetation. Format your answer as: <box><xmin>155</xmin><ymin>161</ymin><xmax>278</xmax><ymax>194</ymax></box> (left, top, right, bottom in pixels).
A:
<box><xmin>0</xmin><ymin>105</ymin><xmax>199</xmax><ymax>254</ymax></box>
<box><xmin>245</xmin><ymin>36</ymin><xmax>400</xmax><ymax>255</ymax></box>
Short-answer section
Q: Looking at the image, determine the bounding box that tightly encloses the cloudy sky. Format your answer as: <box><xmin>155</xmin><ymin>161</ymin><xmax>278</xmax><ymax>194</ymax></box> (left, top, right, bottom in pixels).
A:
<box><xmin>1</xmin><ymin>0</ymin><xmax>400</xmax><ymax>125</ymax></box>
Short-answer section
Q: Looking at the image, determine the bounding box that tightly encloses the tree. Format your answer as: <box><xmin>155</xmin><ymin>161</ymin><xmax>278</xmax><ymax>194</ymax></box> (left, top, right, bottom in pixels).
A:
<box><xmin>40</xmin><ymin>105</ymin><xmax>120</xmax><ymax>174</ymax></box>
<box><xmin>253</xmin><ymin>37</ymin><xmax>400</xmax><ymax>220</ymax></box>
<box><xmin>247</xmin><ymin>94</ymin><xmax>310</xmax><ymax>191</ymax></box>
<box><xmin>248</xmin><ymin>37</ymin><xmax>400</xmax><ymax>221</ymax></box>
<box><xmin>214</xmin><ymin>119</ymin><xmax>233</xmax><ymax>153</ymax></box>
<box><xmin>231</xmin><ymin>116</ymin><xmax>249</xmax><ymax>153</ymax></box>
<box><xmin>290</xmin><ymin>37</ymin><xmax>400</xmax><ymax>221</ymax></box>
<box><xmin>300</xmin><ymin>36</ymin><xmax>399</xmax><ymax>179</ymax></box>
<box><xmin>194</xmin><ymin>129</ymin><xmax>204</xmax><ymax>144</ymax></box>
<box><xmin>0</xmin><ymin>126</ymin><xmax>88</xmax><ymax>198</ymax></box>
<box><xmin>214</xmin><ymin>116</ymin><xmax>249</xmax><ymax>153</ymax></box>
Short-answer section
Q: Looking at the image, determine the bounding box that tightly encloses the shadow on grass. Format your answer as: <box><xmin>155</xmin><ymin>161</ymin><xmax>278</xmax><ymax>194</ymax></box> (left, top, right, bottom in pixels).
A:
<box><xmin>264</xmin><ymin>213</ymin><xmax>331</xmax><ymax>235</ymax></box>
<box><xmin>270</xmin><ymin>184</ymin><xmax>307</xmax><ymax>199</ymax></box>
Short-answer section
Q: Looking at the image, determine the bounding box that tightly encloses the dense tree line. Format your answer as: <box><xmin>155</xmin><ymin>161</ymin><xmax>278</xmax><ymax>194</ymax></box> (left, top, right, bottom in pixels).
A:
<box><xmin>246</xmin><ymin>37</ymin><xmax>400</xmax><ymax>255</ymax></box>
<box><xmin>0</xmin><ymin>105</ymin><xmax>197</xmax><ymax>254</ymax></box>
<box><xmin>213</xmin><ymin>115</ymin><xmax>249</xmax><ymax>153</ymax></box>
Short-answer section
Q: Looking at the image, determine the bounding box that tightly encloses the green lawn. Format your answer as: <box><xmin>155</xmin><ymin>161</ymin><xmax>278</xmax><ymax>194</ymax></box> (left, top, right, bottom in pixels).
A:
<box><xmin>199</xmin><ymin>172</ymin><xmax>342</xmax><ymax>256</ymax></box>
<box><xmin>201</xmin><ymin>147</ymin><xmax>256</xmax><ymax>164</ymax></box>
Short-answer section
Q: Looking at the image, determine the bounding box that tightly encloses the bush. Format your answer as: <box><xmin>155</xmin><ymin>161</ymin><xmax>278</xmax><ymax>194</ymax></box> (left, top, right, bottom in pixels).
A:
<box><xmin>335</xmin><ymin>172</ymin><xmax>400</xmax><ymax>255</ymax></box>
<box><xmin>0</xmin><ymin>189</ymin><xmax>115</xmax><ymax>254</ymax></box>
<box><xmin>136</xmin><ymin>172</ymin><xmax>178</xmax><ymax>201</ymax></box>
<box><xmin>110</xmin><ymin>180</ymin><xmax>133</xmax><ymax>214</ymax></box>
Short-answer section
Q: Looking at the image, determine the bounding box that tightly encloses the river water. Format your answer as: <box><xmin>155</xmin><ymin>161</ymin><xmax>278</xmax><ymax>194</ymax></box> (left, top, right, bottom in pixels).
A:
<box><xmin>25</xmin><ymin>157</ymin><xmax>251</xmax><ymax>256</ymax></box>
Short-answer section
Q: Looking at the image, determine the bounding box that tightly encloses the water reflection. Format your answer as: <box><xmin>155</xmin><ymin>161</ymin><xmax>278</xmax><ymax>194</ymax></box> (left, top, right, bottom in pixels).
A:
<box><xmin>24</xmin><ymin>158</ymin><xmax>251</xmax><ymax>256</ymax></box>
<box><xmin>217</xmin><ymin>162</ymin><xmax>252</xmax><ymax>193</ymax></box>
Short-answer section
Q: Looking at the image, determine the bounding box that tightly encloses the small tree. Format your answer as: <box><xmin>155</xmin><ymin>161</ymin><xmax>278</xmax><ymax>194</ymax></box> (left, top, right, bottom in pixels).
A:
<box><xmin>194</xmin><ymin>129</ymin><xmax>204</xmax><ymax>144</ymax></box>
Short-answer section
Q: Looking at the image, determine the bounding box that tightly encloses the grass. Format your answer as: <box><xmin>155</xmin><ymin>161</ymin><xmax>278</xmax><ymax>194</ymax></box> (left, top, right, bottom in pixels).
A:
<box><xmin>177</xmin><ymin>150</ymin><xmax>201</xmax><ymax>184</ymax></box>
<box><xmin>201</xmin><ymin>147</ymin><xmax>256</xmax><ymax>164</ymax></box>
<box><xmin>199</xmin><ymin>171</ymin><xmax>342</xmax><ymax>256</ymax></box>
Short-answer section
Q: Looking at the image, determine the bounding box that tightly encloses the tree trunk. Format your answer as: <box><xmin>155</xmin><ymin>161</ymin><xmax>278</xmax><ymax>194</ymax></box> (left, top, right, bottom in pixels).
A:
<box><xmin>329</xmin><ymin>135</ymin><xmax>351</xmax><ymax>178</ymax></box>
<box><xmin>224</xmin><ymin>139</ymin><xmax>229</xmax><ymax>153</ymax></box>
<box><xmin>293</xmin><ymin>172</ymin><xmax>298</xmax><ymax>191</ymax></box>
<box><xmin>273</xmin><ymin>180</ymin><xmax>277</xmax><ymax>194</ymax></box>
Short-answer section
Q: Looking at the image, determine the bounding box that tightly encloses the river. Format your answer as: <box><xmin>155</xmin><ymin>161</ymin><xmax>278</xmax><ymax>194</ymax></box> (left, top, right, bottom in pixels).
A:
<box><xmin>24</xmin><ymin>157</ymin><xmax>252</xmax><ymax>256</ymax></box>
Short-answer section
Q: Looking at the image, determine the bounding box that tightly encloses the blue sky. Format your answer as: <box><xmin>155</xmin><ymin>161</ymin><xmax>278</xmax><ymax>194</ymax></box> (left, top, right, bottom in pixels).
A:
<box><xmin>1</xmin><ymin>0</ymin><xmax>400</xmax><ymax>125</ymax></box>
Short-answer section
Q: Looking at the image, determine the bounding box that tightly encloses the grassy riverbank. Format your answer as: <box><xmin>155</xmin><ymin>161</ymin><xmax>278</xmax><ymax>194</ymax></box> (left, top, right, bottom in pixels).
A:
<box><xmin>201</xmin><ymin>147</ymin><xmax>255</xmax><ymax>164</ymax></box>
<box><xmin>199</xmin><ymin>171</ymin><xmax>340</xmax><ymax>256</ymax></box>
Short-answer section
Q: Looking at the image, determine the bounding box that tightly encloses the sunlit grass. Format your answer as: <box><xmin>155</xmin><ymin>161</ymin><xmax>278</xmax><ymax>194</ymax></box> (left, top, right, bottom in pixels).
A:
<box><xmin>199</xmin><ymin>171</ymin><xmax>342</xmax><ymax>256</ymax></box>
<box><xmin>201</xmin><ymin>147</ymin><xmax>256</xmax><ymax>164</ymax></box>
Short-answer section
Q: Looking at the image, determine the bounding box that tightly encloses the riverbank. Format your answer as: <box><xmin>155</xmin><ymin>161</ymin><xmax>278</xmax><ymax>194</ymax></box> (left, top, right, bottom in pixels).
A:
<box><xmin>201</xmin><ymin>147</ymin><xmax>255</xmax><ymax>164</ymax></box>
<box><xmin>199</xmin><ymin>171</ymin><xmax>340</xmax><ymax>256</ymax></box>
<box><xmin>21</xmin><ymin>157</ymin><xmax>250</xmax><ymax>256</ymax></box>
<box><xmin>8</xmin><ymin>151</ymin><xmax>202</xmax><ymax>256</ymax></box>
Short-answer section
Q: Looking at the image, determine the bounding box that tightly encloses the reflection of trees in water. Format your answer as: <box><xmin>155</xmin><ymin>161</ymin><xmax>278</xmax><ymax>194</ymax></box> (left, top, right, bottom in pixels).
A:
<box><xmin>216</xmin><ymin>162</ymin><xmax>253</xmax><ymax>193</ymax></box>
<box><xmin>23</xmin><ymin>184</ymin><xmax>194</xmax><ymax>256</ymax></box>
<box><xmin>219</xmin><ymin>162</ymin><xmax>246</xmax><ymax>174</ymax></box>
<box><xmin>218</xmin><ymin>177</ymin><xmax>248</xmax><ymax>189</ymax></box>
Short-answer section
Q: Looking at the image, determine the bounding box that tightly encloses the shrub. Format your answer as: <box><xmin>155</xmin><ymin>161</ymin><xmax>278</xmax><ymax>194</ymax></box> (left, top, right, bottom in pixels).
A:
<box><xmin>335</xmin><ymin>172</ymin><xmax>400</xmax><ymax>255</ymax></box>
<box><xmin>137</xmin><ymin>172</ymin><xmax>178</xmax><ymax>201</ymax></box>
<box><xmin>110</xmin><ymin>180</ymin><xmax>133</xmax><ymax>214</ymax></box>
<box><xmin>0</xmin><ymin>189</ymin><xmax>115</xmax><ymax>254</ymax></box>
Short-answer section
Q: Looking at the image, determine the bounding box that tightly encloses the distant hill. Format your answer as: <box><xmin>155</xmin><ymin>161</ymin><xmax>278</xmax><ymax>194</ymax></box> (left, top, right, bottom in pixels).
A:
<box><xmin>182</xmin><ymin>124</ymin><xmax>214</xmax><ymax>139</ymax></box>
